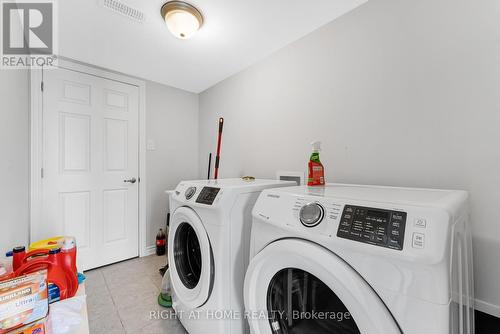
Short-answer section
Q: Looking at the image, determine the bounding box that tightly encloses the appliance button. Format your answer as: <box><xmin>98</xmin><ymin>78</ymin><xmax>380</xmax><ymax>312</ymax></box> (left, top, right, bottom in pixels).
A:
<box><xmin>412</xmin><ymin>233</ymin><xmax>425</xmax><ymax>249</ymax></box>
<box><xmin>299</xmin><ymin>202</ymin><xmax>325</xmax><ymax>227</ymax></box>
<box><xmin>389</xmin><ymin>239</ymin><xmax>401</xmax><ymax>247</ymax></box>
<box><xmin>392</xmin><ymin>213</ymin><xmax>403</xmax><ymax>221</ymax></box>
<box><xmin>349</xmin><ymin>231</ymin><xmax>361</xmax><ymax>238</ymax></box>
<box><xmin>414</xmin><ymin>218</ymin><xmax>427</xmax><ymax>228</ymax></box>
<box><xmin>340</xmin><ymin>220</ymin><xmax>351</xmax><ymax>227</ymax></box>
<box><xmin>389</xmin><ymin>236</ymin><xmax>400</xmax><ymax>244</ymax></box>
<box><xmin>185</xmin><ymin>187</ymin><xmax>196</xmax><ymax>200</ymax></box>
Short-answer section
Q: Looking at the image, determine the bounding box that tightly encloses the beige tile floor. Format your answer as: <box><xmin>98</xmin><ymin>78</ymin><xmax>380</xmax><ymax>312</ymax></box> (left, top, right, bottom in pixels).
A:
<box><xmin>84</xmin><ymin>255</ymin><xmax>187</xmax><ymax>334</ymax></box>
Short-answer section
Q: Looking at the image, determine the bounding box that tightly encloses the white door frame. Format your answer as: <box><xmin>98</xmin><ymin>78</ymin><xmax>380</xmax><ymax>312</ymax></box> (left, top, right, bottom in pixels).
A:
<box><xmin>30</xmin><ymin>58</ymin><xmax>149</xmax><ymax>258</ymax></box>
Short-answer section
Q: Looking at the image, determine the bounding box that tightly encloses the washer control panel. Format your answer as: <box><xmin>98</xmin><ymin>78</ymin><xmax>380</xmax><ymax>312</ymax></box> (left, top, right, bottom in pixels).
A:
<box><xmin>195</xmin><ymin>187</ymin><xmax>220</xmax><ymax>205</ymax></box>
<box><xmin>337</xmin><ymin>205</ymin><xmax>407</xmax><ymax>250</ymax></box>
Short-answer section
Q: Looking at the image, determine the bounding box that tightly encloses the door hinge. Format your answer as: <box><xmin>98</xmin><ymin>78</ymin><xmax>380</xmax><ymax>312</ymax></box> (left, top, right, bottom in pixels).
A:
<box><xmin>41</xmin><ymin>81</ymin><xmax>44</xmax><ymax>92</ymax></box>
<box><xmin>41</xmin><ymin>168</ymin><xmax>44</xmax><ymax>178</ymax></box>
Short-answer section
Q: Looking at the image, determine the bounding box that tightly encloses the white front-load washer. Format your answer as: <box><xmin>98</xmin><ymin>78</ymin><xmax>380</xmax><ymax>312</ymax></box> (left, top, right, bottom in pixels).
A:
<box><xmin>244</xmin><ymin>184</ymin><xmax>474</xmax><ymax>334</ymax></box>
<box><xmin>168</xmin><ymin>178</ymin><xmax>295</xmax><ymax>334</ymax></box>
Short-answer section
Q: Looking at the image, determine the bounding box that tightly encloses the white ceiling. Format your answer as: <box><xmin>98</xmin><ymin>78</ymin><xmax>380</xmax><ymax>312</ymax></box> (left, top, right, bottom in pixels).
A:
<box><xmin>59</xmin><ymin>0</ymin><xmax>367</xmax><ymax>93</ymax></box>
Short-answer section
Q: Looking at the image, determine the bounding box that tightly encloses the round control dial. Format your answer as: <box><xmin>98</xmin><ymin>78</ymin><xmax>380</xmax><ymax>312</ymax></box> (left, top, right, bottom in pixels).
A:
<box><xmin>185</xmin><ymin>187</ymin><xmax>197</xmax><ymax>200</ymax></box>
<box><xmin>299</xmin><ymin>202</ymin><xmax>325</xmax><ymax>227</ymax></box>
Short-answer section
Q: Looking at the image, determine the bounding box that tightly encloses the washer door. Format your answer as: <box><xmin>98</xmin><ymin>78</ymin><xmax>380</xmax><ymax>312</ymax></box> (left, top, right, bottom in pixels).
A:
<box><xmin>244</xmin><ymin>239</ymin><xmax>401</xmax><ymax>334</ymax></box>
<box><xmin>168</xmin><ymin>207</ymin><xmax>213</xmax><ymax>309</ymax></box>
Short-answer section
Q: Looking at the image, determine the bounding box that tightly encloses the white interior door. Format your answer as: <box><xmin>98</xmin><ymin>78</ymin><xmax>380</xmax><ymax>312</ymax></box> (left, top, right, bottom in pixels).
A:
<box><xmin>36</xmin><ymin>67</ymin><xmax>140</xmax><ymax>270</ymax></box>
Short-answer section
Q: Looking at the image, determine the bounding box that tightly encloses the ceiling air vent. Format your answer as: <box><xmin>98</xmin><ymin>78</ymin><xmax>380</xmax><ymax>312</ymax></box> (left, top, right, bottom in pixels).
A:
<box><xmin>100</xmin><ymin>0</ymin><xmax>145</xmax><ymax>22</ymax></box>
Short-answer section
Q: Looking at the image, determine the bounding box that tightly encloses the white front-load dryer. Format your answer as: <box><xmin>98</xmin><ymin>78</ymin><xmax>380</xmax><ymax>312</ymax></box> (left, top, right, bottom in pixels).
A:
<box><xmin>244</xmin><ymin>184</ymin><xmax>475</xmax><ymax>334</ymax></box>
<box><xmin>168</xmin><ymin>178</ymin><xmax>295</xmax><ymax>334</ymax></box>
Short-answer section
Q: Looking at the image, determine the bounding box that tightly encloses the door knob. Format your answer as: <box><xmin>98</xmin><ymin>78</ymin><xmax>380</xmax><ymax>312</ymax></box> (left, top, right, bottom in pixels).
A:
<box><xmin>124</xmin><ymin>177</ymin><xmax>137</xmax><ymax>184</ymax></box>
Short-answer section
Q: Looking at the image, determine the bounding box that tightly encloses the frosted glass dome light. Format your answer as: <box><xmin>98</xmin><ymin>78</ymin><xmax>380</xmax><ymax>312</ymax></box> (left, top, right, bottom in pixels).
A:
<box><xmin>161</xmin><ymin>1</ymin><xmax>203</xmax><ymax>40</ymax></box>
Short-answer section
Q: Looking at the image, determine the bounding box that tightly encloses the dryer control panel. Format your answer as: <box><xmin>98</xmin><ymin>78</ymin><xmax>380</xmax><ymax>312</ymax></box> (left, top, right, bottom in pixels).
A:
<box><xmin>337</xmin><ymin>205</ymin><xmax>407</xmax><ymax>250</ymax></box>
<box><xmin>196</xmin><ymin>187</ymin><xmax>220</xmax><ymax>205</ymax></box>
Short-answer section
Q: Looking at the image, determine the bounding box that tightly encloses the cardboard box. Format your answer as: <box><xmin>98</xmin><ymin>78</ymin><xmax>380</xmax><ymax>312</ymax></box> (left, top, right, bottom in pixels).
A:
<box><xmin>7</xmin><ymin>318</ymin><xmax>46</xmax><ymax>334</ymax></box>
<box><xmin>0</xmin><ymin>271</ymin><xmax>48</xmax><ymax>334</ymax></box>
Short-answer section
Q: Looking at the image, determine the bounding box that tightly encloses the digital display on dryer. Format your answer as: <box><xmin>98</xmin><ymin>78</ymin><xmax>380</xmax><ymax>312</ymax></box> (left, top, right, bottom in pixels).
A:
<box><xmin>195</xmin><ymin>187</ymin><xmax>220</xmax><ymax>205</ymax></box>
<box><xmin>366</xmin><ymin>209</ymin><xmax>389</xmax><ymax>220</ymax></box>
<box><xmin>337</xmin><ymin>205</ymin><xmax>406</xmax><ymax>250</ymax></box>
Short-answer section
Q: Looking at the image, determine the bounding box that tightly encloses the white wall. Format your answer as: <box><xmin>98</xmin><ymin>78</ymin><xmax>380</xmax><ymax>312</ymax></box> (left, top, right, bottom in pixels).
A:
<box><xmin>146</xmin><ymin>81</ymin><xmax>199</xmax><ymax>249</ymax></box>
<box><xmin>199</xmin><ymin>0</ymin><xmax>500</xmax><ymax>316</ymax></box>
<box><xmin>0</xmin><ymin>71</ymin><xmax>30</xmax><ymax>252</ymax></box>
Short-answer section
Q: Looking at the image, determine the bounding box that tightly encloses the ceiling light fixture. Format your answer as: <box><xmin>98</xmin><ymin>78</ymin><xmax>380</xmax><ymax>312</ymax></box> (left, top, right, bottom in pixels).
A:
<box><xmin>160</xmin><ymin>1</ymin><xmax>203</xmax><ymax>40</ymax></box>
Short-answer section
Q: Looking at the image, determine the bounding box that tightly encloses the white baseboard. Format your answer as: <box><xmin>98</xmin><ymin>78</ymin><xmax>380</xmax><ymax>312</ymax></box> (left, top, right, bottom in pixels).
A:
<box><xmin>142</xmin><ymin>245</ymin><xmax>156</xmax><ymax>257</ymax></box>
<box><xmin>475</xmin><ymin>298</ymin><xmax>500</xmax><ymax>318</ymax></box>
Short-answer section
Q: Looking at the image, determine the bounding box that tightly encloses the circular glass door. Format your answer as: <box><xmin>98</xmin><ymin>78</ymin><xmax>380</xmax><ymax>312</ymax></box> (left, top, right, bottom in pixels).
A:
<box><xmin>173</xmin><ymin>222</ymin><xmax>202</xmax><ymax>289</ymax></box>
<box><xmin>267</xmin><ymin>268</ymin><xmax>360</xmax><ymax>334</ymax></box>
<box><xmin>244</xmin><ymin>239</ymin><xmax>401</xmax><ymax>334</ymax></box>
<box><xmin>168</xmin><ymin>207</ymin><xmax>213</xmax><ymax>309</ymax></box>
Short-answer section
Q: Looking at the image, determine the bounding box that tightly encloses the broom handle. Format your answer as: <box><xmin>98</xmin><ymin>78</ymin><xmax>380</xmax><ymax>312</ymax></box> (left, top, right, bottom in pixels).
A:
<box><xmin>207</xmin><ymin>153</ymin><xmax>212</xmax><ymax>180</ymax></box>
<box><xmin>214</xmin><ymin>118</ymin><xmax>224</xmax><ymax>179</ymax></box>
